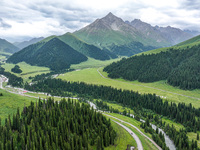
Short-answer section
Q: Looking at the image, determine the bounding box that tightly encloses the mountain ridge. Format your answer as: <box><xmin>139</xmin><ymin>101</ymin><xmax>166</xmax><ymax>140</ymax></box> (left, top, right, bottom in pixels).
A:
<box><xmin>13</xmin><ymin>37</ymin><xmax>44</xmax><ymax>49</ymax></box>
<box><xmin>0</xmin><ymin>38</ymin><xmax>19</xmax><ymax>53</ymax></box>
<box><xmin>74</xmin><ymin>12</ymin><xmax>195</xmax><ymax>56</ymax></box>
<box><xmin>126</xmin><ymin>19</ymin><xmax>193</xmax><ymax>45</ymax></box>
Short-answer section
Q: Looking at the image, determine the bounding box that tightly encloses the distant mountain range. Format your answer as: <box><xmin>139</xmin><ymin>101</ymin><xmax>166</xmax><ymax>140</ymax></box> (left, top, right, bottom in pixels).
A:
<box><xmin>126</xmin><ymin>19</ymin><xmax>193</xmax><ymax>45</ymax></box>
<box><xmin>6</xmin><ymin>12</ymin><xmax>200</xmax><ymax>71</ymax></box>
<box><xmin>74</xmin><ymin>12</ymin><xmax>195</xmax><ymax>56</ymax></box>
<box><xmin>13</xmin><ymin>37</ymin><xmax>44</xmax><ymax>49</ymax></box>
<box><xmin>0</xmin><ymin>38</ymin><xmax>19</xmax><ymax>54</ymax></box>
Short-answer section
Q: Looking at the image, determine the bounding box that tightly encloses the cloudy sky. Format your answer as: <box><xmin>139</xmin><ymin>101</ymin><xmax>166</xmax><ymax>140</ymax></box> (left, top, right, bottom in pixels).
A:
<box><xmin>0</xmin><ymin>0</ymin><xmax>200</xmax><ymax>42</ymax></box>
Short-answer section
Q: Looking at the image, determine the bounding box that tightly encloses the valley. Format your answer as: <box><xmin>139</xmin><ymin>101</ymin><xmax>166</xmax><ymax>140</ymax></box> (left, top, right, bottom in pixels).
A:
<box><xmin>0</xmin><ymin>7</ymin><xmax>200</xmax><ymax>150</ymax></box>
<box><xmin>1</xmin><ymin>69</ymin><xmax>200</xmax><ymax>149</ymax></box>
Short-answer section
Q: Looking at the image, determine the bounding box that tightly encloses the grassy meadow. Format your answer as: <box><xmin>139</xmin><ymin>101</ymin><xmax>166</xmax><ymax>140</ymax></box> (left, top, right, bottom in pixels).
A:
<box><xmin>58</xmin><ymin>67</ymin><xmax>200</xmax><ymax>108</ymax></box>
<box><xmin>0</xmin><ymin>89</ymin><xmax>37</xmax><ymax>125</ymax></box>
<box><xmin>2</xmin><ymin>61</ymin><xmax>50</xmax><ymax>80</ymax></box>
<box><xmin>70</xmin><ymin>57</ymin><xmax>122</xmax><ymax>70</ymax></box>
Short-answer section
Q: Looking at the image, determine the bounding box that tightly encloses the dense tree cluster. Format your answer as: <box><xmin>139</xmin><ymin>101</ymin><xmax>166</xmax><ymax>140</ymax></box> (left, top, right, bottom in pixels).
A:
<box><xmin>25</xmin><ymin>78</ymin><xmax>200</xmax><ymax>132</ymax></box>
<box><xmin>140</xmin><ymin>118</ymin><xmax>169</xmax><ymax>150</ymax></box>
<box><xmin>0</xmin><ymin>98</ymin><xmax>116</xmax><ymax>149</ymax></box>
<box><xmin>95</xmin><ymin>100</ymin><xmax>120</xmax><ymax>113</ymax></box>
<box><xmin>0</xmin><ymin>67</ymin><xmax>23</xmax><ymax>87</ymax></box>
<box><xmin>11</xmin><ymin>65</ymin><xmax>22</xmax><ymax>74</ymax></box>
<box><xmin>104</xmin><ymin>45</ymin><xmax>200</xmax><ymax>89</ymax></box>
<box><xmin>29</xmin><ymin>69</ymin><xmax>74</xmax><ymax>82</ymax></box>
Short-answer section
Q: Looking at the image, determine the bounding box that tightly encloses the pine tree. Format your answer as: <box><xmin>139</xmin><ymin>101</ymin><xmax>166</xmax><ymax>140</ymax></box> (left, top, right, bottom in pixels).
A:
<box><xmin>97</xmin><ymin>136</ymin><xmax>102</xmax><ymax>150</ymax></box>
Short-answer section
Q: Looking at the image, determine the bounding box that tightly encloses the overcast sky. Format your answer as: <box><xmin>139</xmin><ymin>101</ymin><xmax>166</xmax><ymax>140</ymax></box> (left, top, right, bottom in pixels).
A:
<box><xmin>0</xmin><ymin>0</ymin><xmax>200</xmax><ymax>42</ymax></box>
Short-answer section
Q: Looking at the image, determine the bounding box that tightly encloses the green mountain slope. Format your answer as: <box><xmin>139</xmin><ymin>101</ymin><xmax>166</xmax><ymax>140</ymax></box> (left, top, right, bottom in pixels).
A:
<box><xmin>58</xmin><ymin>32</ymin><xmax>116</xmax><ymax>60</ymax></box>
<box><xmin>7</xmin><ymin>38</ymin><xmax>88</xmax><ymax>71</ymax></box>
<box><xmin>138</xmin><ymin>34</ymin><xmax>200</xmax><ymax>55</ymax></box>
<box><xmin>104</xmin><ymin>44</ymin><xmax>200</xmax><ymax>90</ymax></box>
<box><xmin>176</xmin><ymin>34</ymin><xmax>200</xmax><ymax>47</ymax></box>
<box><xmin>0</xmin><ymin>38</ymin><xmax>19</xmax><ymax>53</ymax></box>
<box><xmin>109</xmin><ymin>41</ymin><xmax>156</xmax><ymax>56</ymax></box>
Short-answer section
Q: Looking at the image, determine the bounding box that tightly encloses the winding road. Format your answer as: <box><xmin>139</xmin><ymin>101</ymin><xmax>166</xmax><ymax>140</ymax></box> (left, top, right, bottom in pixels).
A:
<box><xmin>113</xmin><ymin>120</ymin><xmax>143</xmax><ymax>150</ymax></box>
<box><xmin>97</xmin><ymin>67</ymin><xmax>200</xmax><ymax>101</ymax></box>
<box><xmin>103</xmin><ymin>113</ymin><xmax>162</xmax><ymax>150</ymax></box>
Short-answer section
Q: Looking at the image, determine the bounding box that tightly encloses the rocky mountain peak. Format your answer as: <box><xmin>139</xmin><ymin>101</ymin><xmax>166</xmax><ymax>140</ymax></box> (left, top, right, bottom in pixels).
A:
<box><xmin>131</xmin><ymin>19</ymin><xmax>151</xmax><ymax>28</ymax></box>
<box><xmin>101</xmin><ymin>12</ymin><xmax>124</xmax><ymax>24</ymax></box>
<box><xmin>105</xmin><ymin>12</ymin><xmax>115</xmax><ymax>17</ymax></box>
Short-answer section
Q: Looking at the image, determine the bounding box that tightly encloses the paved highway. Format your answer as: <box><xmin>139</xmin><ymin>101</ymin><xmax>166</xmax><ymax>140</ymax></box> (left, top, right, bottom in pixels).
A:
<box><xmin>104</xmin><ymin>113</ymin><xmax>162</xmax><ymax>150</ymax></box>
<box><xmin>112</xmin><ymin>119</ymin><xmax>143</xmax><ymax>150</ymax></box>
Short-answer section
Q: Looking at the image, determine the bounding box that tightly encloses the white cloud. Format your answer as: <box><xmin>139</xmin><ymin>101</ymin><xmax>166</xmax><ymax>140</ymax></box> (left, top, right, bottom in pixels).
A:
<box><xmin>0</xmin><ymin>0</ymin><xmax>200</xmax><ymax>42</ymax></box>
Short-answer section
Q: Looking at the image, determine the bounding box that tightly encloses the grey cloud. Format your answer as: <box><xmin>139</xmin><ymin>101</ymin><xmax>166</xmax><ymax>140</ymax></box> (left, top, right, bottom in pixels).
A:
<box><xmin>0</xmin><ymin>18</ymin><xmax>12</xmax><ymax>29</ymax></box>
<box><xmin>180</xmin><ymin>0</ymin><xmax>200</xmax><ymax>10</ymax></box>
<box><xmin>0</xmin><ymin>0</ymin><xmax>200</xmax><ymax>42</ymax></box>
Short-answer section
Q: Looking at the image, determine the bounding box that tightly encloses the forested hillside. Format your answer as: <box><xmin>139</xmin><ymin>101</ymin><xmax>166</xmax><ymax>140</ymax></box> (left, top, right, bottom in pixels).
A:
<box><xmin>104</xmin><ymin>45</ymin><xmax>200</xmax><ymax>90</ymax></box>
<box><xmin>0</xmin><ymin>98</ymin><xmax>116</xmax><ymax>149</ymax></box>
<box><xmin>7</xmin><ymin>38</ymin><xmax>88</xmax><ymax>71</ymax></box>
<box><xmin>109</xmin><ymin>41</ymin><xmax>156</xmax><ymax>56</ymax></box>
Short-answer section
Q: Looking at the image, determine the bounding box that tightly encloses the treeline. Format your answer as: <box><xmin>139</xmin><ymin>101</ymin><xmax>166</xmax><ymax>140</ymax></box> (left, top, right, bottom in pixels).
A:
<box><xmin>0</xmin><ymin>67</ymin><xmax>23</xmax><ymax>87</ymax></box>
<box><xmin>0</xmin><ymin>98</ymin><xmax>116</xmax><ymax>149</ymax></box>
<box><xmin>95</xmin><ymin>100</ymin><xmax>119</xmax><ymax>113</ymax></box>
<box><xmin>11</xmin><ymin>65</ymin><xmax>22</xmax><ymax>74</ymax></box>
<box><xmin>29</xmin><ymin>69</ymin><xmax>74</xmax><ymax>82</ymax></box>
<box><xmin>104</xmin><ymin>45</ymin><xmax>200</xmax><ymax>90</ymax></box>
<box><xmin>24</xmin><ymin>78</ymin><xmax>200</xmax><ymax>132</ymax></box>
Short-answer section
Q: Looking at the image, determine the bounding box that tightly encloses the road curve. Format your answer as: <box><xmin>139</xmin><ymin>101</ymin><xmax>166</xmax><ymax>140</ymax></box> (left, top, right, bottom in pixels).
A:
<box><xmin>103</xmin><ymin>113</ymin><xmax>162</xmax><ymax>150</ymax></box>
<box><xmin>97</xmin><ymin>67</ymin><xmax>200</xmax><ymax>101</ymax></box>
<box><xmin>112</xmin><ymin>119</ymin><xmax>143</xmax><ymax>150</ymax></box>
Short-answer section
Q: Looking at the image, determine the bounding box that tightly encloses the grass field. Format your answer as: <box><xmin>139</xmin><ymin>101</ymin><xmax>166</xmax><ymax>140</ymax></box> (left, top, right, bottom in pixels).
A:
<box><xmin>70</xmin><ymin>57</ymin><xmax>122</xmax><ymax>70</ymax></box>
<box><xmin>2</xmin><ymin>62</ymin><xmax>50</xmax><ymax>80</ymax></box>
<box><xmin>0</xmin><ymin>89</ymin><xmax>37</xmax><ymax>125</ymax></box>
<box><xmin>57</xmin><ymin>67</ymin><xmax>200</xmax><ymax>108</ymax></box>
<box><xmin>94</xmin><ymin>99</ymin><xmax>134</xmax><ymax>114</ymax></box>
<box><xmin>187</xmin><ymin>132</ymin><xmax>200</xmax><ymax>147</ymax></box>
